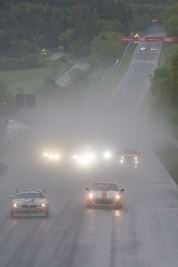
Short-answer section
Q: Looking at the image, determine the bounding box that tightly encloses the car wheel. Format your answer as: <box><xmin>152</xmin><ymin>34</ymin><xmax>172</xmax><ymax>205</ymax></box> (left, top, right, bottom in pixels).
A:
<box><xmin>86</xmin><ymin>202</ymin><xmax>92</xmax><ymax>208</ymax></box>
<box><xmin>115</xmin><ymin>200</ymin><xmax>122</xmax><ymax>209</ymax></box>
<box><xmin>46</xmin><ymin>207</ymin><xmax>49</xmax><ymax>217</ymax></box>
<box><xmin>11</xmin><ymin>209</ymin><xmax>14</xmax><ymax>218</ymax></box>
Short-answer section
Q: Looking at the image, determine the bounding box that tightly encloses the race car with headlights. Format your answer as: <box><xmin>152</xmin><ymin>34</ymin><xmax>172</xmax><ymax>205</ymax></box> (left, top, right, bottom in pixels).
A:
<box><xmin>72</xmin><ymin>144</ymin><xmax>114</xmax><ymax>165</ymax></box>
<box><xmin>42</xmin><ymin>148</ymin><xmax>64</xmax><ymax>162</ymax></box>
<box><xmin>119</xmin><ymin>149</ymin><xmax>140</xmax><ymax>168</ymax></box>
<box><xmin>10</xmin><ymin>189</ymin><xmax>50</xmax><ymax>217</ymax></box>
<box><xmin>85</xmin><ymin>182</ymin><xmax>124</xmax><ymax>209</ymax></box>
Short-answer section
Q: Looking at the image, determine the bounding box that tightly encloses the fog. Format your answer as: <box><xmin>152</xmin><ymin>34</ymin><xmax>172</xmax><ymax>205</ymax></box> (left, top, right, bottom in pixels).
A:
<box><xmin>1</xmin><ymin>27</ymin><xmax>178</xmax><ymax>267</ymax></box>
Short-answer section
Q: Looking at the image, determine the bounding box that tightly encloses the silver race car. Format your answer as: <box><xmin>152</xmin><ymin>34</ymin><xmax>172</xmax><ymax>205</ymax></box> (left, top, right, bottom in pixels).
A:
<box><xmin>85</xmin><ymin>182</ymin><xmax>124</xmax><ymax>209</ymax></box>
<box><xmin>119</xmin><ymin>148</ymin><xmax>140</xmax><ymax>168</ymax></box>
<box><xmin>10</xmin><ymin>189</ymin><xmax>50</xmax><ymax>217</ymax></box>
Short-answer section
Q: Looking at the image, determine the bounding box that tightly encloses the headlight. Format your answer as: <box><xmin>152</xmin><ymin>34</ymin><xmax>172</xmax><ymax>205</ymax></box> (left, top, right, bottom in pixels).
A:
<box><xmin>135</xmin><ymin>160</ymin><xmax>138</xmax><ymax>163</ymax></box>
<box><xmin>103</xmin><ymin>151</ymin><xmax>111</xmax><ymax>159</ymax></box>
<box><xmin>115</xmin><ymin>195</ymin><xmax>120</xmax><ymax>199</ymax></box>
<box><xmin>120</xmin><ymin>160</ymin><xmax>124</xmax><ymax>163</ymax></box>
<box><xmin>39</xmin><ymin>203</ymin><xmax>46</xmax><ymax>207</ymax></box>
<box><xmin>76</xmin><ymin>153</ymin><xmax>96</xmax><ymax>164</ymax></box>
<box><xmin>89</xmin><ymin>193</ymin><xmax>93</xmax><ymax>198</ymax></box>
<box><xmin>43</xmin><ymin>151</ymin><xmax>61</xmax><ymax>160</ymax></box>
<box><xmin>78</xmin><ymin>157</ymin><xmax>89</xmax><ymax>164</ymax></box>
<box><xmin>87</xmin><ymin>153</ymin><xmax>96</xmax><ymax>161</ymax></box>
<box><xmin>135</xmin><ymin>157</ymin><xmax>138</xmax><ymax>160</ymax></box>
<box><xmin>12</xmin><ymin>203</ymin><xmax>19</xmax><ymax>207</ymax></box>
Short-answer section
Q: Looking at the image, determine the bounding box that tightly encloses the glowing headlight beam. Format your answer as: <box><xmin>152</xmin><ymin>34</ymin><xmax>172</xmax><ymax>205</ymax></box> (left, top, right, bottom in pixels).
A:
<box><xmin>103</xmin><ymin>151</ymin><xmax>111</xmax><ymax>159</ymax></box>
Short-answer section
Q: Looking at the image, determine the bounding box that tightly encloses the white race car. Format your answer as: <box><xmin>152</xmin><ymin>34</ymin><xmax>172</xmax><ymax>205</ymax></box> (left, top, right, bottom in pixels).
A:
<box><xmin>119</xmin><ymin>148</ymin><xmax>140</xmax><ymax>168</ymax></box>
<box><xmin>11</xmin><ymin>189</ymin><xmax>50</xmax><ymax>217</ymax></box>
<box><xmin>85</xmin><ymin>182</ymin><xmax>124</xmax><ymax>209</ymax></box>
<box><xmin>141</xmin><ymin>46</ymin><xmax>145</xmax><ymax>51</ymax></box>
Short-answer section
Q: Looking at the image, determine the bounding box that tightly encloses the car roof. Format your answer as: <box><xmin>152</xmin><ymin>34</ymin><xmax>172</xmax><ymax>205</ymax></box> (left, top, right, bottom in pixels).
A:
<box><xmin>16</xmin><ymin>189</ymin><xmax>45</xmax><ymax>194</ymax></box>
<box><xmin>92</xmin><ymin>182</ymin><xmax>117</xmax><ymax>185</ymax></box>
<box><xmin>121</xmin><ymin>149</ymin><xmax>138</xmax><ymax>153</ymax></box>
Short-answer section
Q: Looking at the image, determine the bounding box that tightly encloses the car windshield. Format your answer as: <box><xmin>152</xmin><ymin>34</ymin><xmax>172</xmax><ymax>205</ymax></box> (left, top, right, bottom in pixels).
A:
<box><xmin>16</xmin><ymin>192</ymin><xmax>43</xmax><ymax>199</ymax></box>
<box><xmin>91</xmin><ymin>183</ymin><xmax>117</xmax><ymax>191</ymax></box>
<box><xmin>121</xmin><ymin>149</ymin><xmax>138</xmax><ymax>154</ymax></box>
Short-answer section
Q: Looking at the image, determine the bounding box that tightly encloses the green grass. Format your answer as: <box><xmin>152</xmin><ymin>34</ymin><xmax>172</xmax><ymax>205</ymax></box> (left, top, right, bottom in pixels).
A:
<box><xmin>87</xmin><ymin>68</ymin><xmax>110</xmax><ymax>87</ymax></box>
<box><xmin>139</xmin><ymin>38</ymin><xmax>178</xmax><ymax>185</ymax></box>
<box><xmin>157</xmin><ymin>42</ymin><xmax>169</xmax><ymax>67</ymax></box>
<box><xmin>153</xmin><ymin>141</ymin><xmax>178</xmax><ymax>184</ymax></box>
<box><xmin>0</xmin><ymin>60</ymin><xmax>73</xmax><ymax>94</ymax></box>
<box><xmin>91</xmin><ymin>43</ymin><xmax>137</xmax><ymax>107</ymax></box>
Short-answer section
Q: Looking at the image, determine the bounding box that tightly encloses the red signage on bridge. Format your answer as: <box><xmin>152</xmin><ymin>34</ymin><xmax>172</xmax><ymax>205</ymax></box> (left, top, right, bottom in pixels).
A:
<box><xmin>118</xmin><ymin>37</ymin><xmax>177</xmax><ymax>42</ymax></box>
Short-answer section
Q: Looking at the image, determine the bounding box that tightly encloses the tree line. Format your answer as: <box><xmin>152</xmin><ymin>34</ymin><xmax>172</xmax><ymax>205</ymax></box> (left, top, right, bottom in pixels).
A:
<box><xmin>0</xmin><ymin>0</ymin><xmax>170</xmax><ymax>70</ymax></box>
<box><xmin>150</xmin><ymin>3</ymin><xmax>178</xmax><ymax>124</ymax></box>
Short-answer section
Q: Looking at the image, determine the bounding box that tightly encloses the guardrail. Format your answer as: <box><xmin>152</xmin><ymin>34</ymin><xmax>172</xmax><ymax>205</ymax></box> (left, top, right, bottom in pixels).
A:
<box><xmin>84</xmin><ymin>42</ymin><xmax>130</xmax><ymax>100</ymax></box>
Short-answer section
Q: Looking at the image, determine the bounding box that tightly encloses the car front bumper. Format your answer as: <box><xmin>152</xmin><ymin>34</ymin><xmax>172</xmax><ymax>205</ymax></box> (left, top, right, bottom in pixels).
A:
<box><xmin>11</xmin><ymin>207</ymin><xmax>48</xmax><ymax>217</ymax></box>
<box><xmin>87</xmin><ymin>198</ymin><xmax>121</xmax><ymax>207</ymax></box>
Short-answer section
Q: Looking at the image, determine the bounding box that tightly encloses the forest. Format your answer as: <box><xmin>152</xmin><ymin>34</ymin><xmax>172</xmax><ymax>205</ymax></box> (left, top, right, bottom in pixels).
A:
<box><xmin>150</xmin><ymin>2</ymin><xmax>178</xmax><ymax>124</ymax></box>
<box><xmin>0</xmin><ymin>0</ymin><xmax>172</xmax><ymax>70</ymax></box>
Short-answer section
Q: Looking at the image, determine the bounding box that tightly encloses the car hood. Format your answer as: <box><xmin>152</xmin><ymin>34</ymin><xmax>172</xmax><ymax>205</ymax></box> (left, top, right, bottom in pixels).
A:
<box><xmin>90</xmin><ymin>190</ymin><xmax>118</xmax><ymax>199</ymax></box>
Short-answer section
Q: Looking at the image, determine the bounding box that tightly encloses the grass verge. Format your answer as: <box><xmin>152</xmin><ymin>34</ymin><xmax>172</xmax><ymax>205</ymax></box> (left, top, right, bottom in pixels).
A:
<box><xmin>0</xmin><ymin>59</ymin><xmax>73</xmax><ymax>94</ymax></box>
<box><xmin>91</xmin><ymin>43</ymin><xmax>137</xmax><ymax>107</ymax></box>
<box><xmin>139</xmin><ymin>40</ymin><xmax>178</xmax><ymax>185</ymax></box>
<box><xmin>152</xmin><ymin>141</ymin><xmax>178</xmax><ymax>185</ymax></box>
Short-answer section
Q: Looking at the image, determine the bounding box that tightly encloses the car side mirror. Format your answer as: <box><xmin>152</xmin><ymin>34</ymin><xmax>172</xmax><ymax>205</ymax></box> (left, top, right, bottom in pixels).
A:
<box><xmin>121</xmin><ymin>189</ymin><xmax>125</xmax><ymax>192</ymax></box>
<box><xmin>85</xmin><ymin>187</ymin><xmax>89</xmax><ymax>191</ymax></box>
<box><xmin>10</xmin><ymin>196</ymin><xmax>15</xmax><ymax>199</ymax></box>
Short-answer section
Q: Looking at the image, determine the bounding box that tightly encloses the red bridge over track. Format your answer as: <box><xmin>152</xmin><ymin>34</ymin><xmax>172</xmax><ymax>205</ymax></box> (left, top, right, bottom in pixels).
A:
<box><xmin>118</xmin><ymin>37</ymin><xmax>177</xmax><ymax>42</ymax></box>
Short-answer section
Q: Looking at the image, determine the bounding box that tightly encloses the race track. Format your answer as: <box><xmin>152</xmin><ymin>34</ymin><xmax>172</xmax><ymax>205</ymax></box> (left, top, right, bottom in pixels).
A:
<box><xmin>0</xmin><ymin>27</ymin><xmax>178</xmax><ymax>267</ymax></box>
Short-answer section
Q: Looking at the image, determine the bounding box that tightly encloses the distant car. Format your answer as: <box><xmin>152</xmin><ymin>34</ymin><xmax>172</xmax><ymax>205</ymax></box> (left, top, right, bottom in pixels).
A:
<box><xmin>42</xmin><ymin>149</ymin><xmax>63</xmax><ymax>162</ymax></box>
<box><xmin>141</xmin><ymin>47</ymin><xmax>145</xmax><ymax>51</ymax></box>
<box><xmin>85</xmin><ymin>182</ymin><xmax>124</xmax><ymax>209</ymax></box>
<box><xmin>151</xmin><ymin>47</ymin><xmax>156</xmax><ymax>51</ymax></box>
<box><xmin>119</xmin><ymin>149</ymin><xmax>140</xmax><ymax>168</ymax></box>
<box><xmin>10</xmin><ymin>189</ymin><xmax>50</xmax><ymax>217</ymax></box>
<box><xmin>72</xmin><ymin>144</ymin><xmax>114</xmax><ymax>165</ymax></box>
<box><xmin>41</xmin><ymin>49</ymin><xmax>48</xmax><ymax>55</ymax></box>
<box><xmin>135</xmin><ymin>34</ymin><xmax>139</xmax><ymax>37</ymax></box>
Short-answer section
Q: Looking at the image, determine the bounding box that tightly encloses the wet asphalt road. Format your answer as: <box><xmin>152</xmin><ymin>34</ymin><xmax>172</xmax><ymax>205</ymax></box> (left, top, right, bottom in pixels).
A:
<box><xmin>0</xmin><ymin>27</ymin><xmax>178</xmax><ymax>267</ymax></box>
